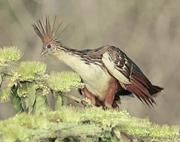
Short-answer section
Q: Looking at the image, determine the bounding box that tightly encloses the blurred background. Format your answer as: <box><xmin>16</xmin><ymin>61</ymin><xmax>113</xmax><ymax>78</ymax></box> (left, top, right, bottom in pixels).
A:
<box><xmin>0</xmin><ymin>0</ymin><xmax>180</xmax><ymax>125</ymax></box>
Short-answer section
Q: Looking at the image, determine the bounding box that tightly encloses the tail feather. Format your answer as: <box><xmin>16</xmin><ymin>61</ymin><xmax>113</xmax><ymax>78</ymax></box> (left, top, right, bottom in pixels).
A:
<box><xmin>150</xmin><ymin>85</ymin><xmax>163</xmax><ymax>95</ymax></box>
<box><xmin>132</xmin><ymin>69</ymin><xmax>152</xmax><ymax>90</ymax></box>
<box><xmin>126</xmin><ymin>69</ymin><xmax>164</xmax><ymax>106</ymax></box>
<box><xmin>126</xmin><ymin>79</ymin><xmax>156</xmax><ymax>107</ymax></box>
<box><xmin>131</xmin><ymin>69</ymin><xmax>163</xmax><ymax>96</ymax></box>
<box><xmin>131</xmin><ymin>69</ymin><xmax>163</xmax><ymax>97</ymax></box>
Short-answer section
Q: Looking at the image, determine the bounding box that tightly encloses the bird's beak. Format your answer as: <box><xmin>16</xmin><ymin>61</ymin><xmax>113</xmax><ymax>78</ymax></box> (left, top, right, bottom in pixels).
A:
<box><xmin>41</xmin><ymin>48</ymin><xmax>47</xmax><ymax>55</ymax></box>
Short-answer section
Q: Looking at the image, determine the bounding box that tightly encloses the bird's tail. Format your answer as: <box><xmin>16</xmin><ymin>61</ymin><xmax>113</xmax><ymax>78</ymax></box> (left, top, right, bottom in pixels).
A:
<box><xmin>125</xmin><ymin>68</ymin><xmax>163</xmax><ymax>106</ymax></box>
<box><xmin>126</xmin><ymin>79</ymin><xmax>156</xmax><ymax>107</ymax></box>
<box><xmin>149</xmin><ymin>85</ymin><xmax>163</xmax><ymax>96</ymax></box>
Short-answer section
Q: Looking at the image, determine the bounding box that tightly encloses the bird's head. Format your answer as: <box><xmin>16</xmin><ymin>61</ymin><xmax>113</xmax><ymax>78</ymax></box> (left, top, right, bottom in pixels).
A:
<box><xmin>32</xmin><ymin>17</ymin><xmax>64</xmax><ymax>56</ymax></box>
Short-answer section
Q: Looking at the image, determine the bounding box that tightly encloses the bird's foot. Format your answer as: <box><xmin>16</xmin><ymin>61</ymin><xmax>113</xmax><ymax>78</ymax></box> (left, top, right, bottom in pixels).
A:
<box><xmin>80</xmin><ymin>87</ymin><xmax>102</xmax><ymax>107</ymax></box>
<box><xmin>81</xmin><ymin>97</ymin><xmax>93</xmax><ymax>107</ymax></box>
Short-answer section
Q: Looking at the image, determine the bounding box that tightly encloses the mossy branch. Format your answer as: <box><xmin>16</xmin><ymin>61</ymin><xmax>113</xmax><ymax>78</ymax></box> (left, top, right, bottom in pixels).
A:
<box><xmin>0</xmin><ymin>47</ymin><xmax>180</xmax><ymax>142</ymax></box>
<box><xmin>0</xmin><ymin>107</ymin><xmax>179</xmax><ymax>142</ymax></box>
<box><xmin>0</xmin><ymin>47</ymin><xmax>82</xmax><ymax>113</ymax></box>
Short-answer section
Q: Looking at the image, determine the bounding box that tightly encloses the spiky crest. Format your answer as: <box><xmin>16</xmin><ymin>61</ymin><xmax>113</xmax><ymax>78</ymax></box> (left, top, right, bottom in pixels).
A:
<box><xmin>32</xmin><ymin>17</ymin><xmax>60</xmax><ymax>45</ymax></box>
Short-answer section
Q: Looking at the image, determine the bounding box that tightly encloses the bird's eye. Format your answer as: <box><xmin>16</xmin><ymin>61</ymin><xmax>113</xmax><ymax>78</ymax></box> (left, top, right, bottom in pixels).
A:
<box><xmin>47</xmin><ymin>44</ymin><xmax>51</xmax><ymax>48</ymax></box>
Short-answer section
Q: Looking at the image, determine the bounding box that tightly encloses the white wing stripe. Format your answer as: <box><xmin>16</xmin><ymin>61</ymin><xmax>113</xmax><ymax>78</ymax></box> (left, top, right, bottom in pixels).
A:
<box><xmin>102</xmin><ymin>52</ymin><xmax>130</xmax><ymax>84</ymax></box>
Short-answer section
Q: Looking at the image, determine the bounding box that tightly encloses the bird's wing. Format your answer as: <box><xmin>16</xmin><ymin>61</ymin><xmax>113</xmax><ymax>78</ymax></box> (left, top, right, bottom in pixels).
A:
<box><xmin>102</xmin><ymin>46</ymin><xmax>132</xmax><ymax>84</ymax></box>
<box><xmin>102</xmin><ymin>46</ymin><xmax>157</xmax><ymax>106</ymax></box>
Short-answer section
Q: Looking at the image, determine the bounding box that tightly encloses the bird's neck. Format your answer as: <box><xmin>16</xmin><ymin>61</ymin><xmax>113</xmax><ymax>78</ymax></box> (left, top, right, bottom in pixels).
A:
<box><xmin>54</xmin><ymin>45</ymin><xmax>88</xmax><ymax>73</ymax></box>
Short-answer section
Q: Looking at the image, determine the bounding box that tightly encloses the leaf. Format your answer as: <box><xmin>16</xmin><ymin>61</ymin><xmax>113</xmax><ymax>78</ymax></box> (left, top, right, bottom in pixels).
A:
<box><xmin>33</xmin><ymin>90</ymin><xmax>50</xmax><ymax>114</ymax></box>
<box><xmin>28</xmin><ymin>85</ymin><xmax>36</xmax><ymax>113</ymax></box>
<box><xmin>0</xmin><ymin>76</ymin><xmax>14</xmax><ymax>103</ymax></box>
<box><xmin>17</xmin><ymin>83</ymin><xmax>37</xmax><ymax>113</ymax></box>
<box><xmin>17</xmin><ymin>83</ymin><xmax>28</xmax><ymax>97</ymax></box>
<box><xmin>54</xmin><ymin>95</ymin><xmax>63</xmax><ymax>110</ymax></box>
<box><xmin>0</xmin><ymin>88</ymin><xmax>11</xmax><ymax>102</ymax></box>
<box><xmin>21</xmin><ymin>97</ymin><xmax>28</xmax><ymax>112</ymax></box>
<box><xmin>10</xmin><ymin>86</ymin><xmax>22</xmax><ymax>112</ymax></box>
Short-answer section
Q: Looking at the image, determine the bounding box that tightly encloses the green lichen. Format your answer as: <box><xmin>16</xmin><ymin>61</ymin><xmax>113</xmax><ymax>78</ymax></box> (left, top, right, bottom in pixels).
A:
<box><xmin>0</xmin><ymin>47</ymin><xmax>21</xmax><ymax>65</ymax></box>
<box><xmin>17</xmin><ymin>61</ymin><xmax>46</xmax><ymax>81</ymax></box>
<box><xmin>47</xmin><ymin>72</ymin><xmax>82</xmax><ymax>92</ymax></box>
<box><xmin>0</xmin><ymin>107</ymin><xmax>179</xmax><ymax>142</ymax></box>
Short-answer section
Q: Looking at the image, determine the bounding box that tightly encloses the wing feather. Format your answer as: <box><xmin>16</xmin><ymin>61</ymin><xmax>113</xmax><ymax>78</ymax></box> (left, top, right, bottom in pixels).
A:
<box><xmin>102</xmin><ymin>46</ymin><xmax>162</xmax><ymax>106</ymax></box>
<box><xmin>102</xmin><ymin>47</ymin><xmax>131</xmax><ymax>84</ymax></box>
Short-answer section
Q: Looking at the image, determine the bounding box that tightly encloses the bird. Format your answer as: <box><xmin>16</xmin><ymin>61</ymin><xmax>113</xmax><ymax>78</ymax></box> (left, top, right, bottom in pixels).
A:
<box><xmin>33</xmin><ymin>17</ymin><xmax>163</xmax><ymax>108</ymax></box>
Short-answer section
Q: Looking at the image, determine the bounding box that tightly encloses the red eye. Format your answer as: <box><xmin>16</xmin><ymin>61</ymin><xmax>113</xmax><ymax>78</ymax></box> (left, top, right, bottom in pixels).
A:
<box><xmin>47</xmin><ymin>44</ymin><xmax>51</xmax><ymax>48</ymax></box>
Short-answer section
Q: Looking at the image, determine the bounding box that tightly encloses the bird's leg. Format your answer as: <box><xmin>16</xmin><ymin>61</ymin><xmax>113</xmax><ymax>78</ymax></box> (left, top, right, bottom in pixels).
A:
<box><xmin>80</xmin><ymin>87</ymin><xmax>102</xmax><ymax>106</ymax></box>
<box><xmin>104</xmin><ymin>78</ymin><xmax>119</xmax><ymax>108</ymax></box>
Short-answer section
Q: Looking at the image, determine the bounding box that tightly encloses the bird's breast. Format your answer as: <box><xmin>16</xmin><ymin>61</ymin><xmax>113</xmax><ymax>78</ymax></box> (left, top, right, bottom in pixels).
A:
<box><xmin>57</xmin><ymin>53</ymin><xmax>112</xmax><ymax>100</ymax></box>
<box><xmin>79</xmin><ymin>63</ymin><xmax>112</xmax><ymax>100</ymax></box>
